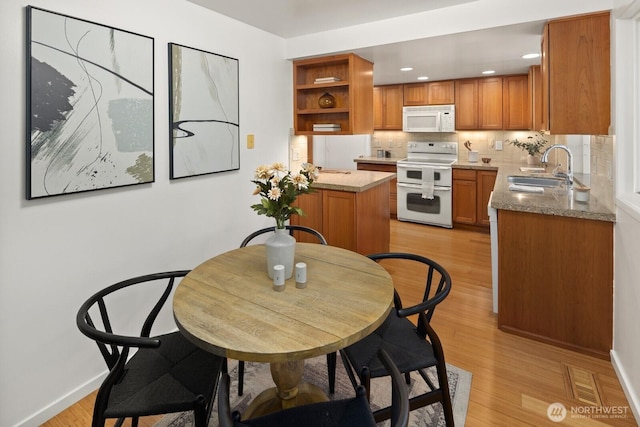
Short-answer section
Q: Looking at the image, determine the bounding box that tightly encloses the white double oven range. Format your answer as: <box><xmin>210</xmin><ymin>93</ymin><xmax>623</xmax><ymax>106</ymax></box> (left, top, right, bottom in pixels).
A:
<box><xmin>396</xmin><ymin>141</ymin><xmax>458</xmax><ymax>228</ymax></box>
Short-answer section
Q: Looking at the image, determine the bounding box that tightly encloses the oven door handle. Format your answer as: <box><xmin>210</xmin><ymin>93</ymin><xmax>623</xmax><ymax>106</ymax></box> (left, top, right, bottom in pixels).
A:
<box><xmin>397</xmin><ymin>183</ymin><xmax>451</xmax><ymax>191</ymax></box>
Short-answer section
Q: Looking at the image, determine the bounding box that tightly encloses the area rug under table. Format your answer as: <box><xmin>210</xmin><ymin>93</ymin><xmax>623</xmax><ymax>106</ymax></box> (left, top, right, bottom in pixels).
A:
<box><xmin>156</xmin><ymin>356</ymin><xmax>472</xmax><ymax>427</ymax></box>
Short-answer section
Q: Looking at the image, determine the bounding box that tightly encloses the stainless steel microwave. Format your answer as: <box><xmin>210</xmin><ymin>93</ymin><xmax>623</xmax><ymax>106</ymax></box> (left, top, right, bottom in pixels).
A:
<box><xmin>402</xmin><ymin>105</ymin><xmax>456</xmax><ymax>133</ymax></box>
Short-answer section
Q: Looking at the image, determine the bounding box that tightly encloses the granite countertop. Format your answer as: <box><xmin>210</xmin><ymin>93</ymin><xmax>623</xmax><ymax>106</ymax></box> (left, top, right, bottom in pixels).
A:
<box><xmin>314</xmin><ymin>170</ymin><xmax>396</xmax><ymax>193</ymax></box>
<box><xmin>354</xmin><ymin>156</ymin><xmax>616</xmax><ymax>221</ymax></box>
<box><xmin>490</xmin><ymin>163</ymin><xmax>616</xmax><ymax>222</ymax></box>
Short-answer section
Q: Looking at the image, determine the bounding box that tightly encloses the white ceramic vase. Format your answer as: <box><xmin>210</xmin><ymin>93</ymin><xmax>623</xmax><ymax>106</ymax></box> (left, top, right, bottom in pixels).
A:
<box><xmin>265</xmin><ymin>228</ymin><xmax>295</xmax><ymax>279</ymax></box>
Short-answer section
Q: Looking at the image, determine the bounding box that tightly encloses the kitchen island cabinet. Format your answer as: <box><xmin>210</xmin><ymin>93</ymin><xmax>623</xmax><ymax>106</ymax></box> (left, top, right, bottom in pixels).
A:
<box><xmin>490</xmin><ymin>163</ymin><xmax>615</xmax><ymax>359</ymax></box>
<box><xmin>497</xmin><ymin>209</ymin><xmax>613</xmax><ymax>359</ymax></box>
<box><xmin>290</xmin><ymin>170</ymin><xmax>394</xmax><ymax>255</ymax></box>
<box><xmin>355</xmin><ymin>161</ymin><xmax>397</xmax><ymax>217</ymax></box>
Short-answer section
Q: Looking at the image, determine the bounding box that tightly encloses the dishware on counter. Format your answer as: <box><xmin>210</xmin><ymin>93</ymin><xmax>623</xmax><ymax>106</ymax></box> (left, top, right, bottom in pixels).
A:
<box><xmin>482</xmin><ymin>157</ymin><xmax>491</xmax><ymax>164</ymax></box>
<box><xmin>574</xmin><ymin>186</ymin><xmax>590</xmax><ymax>203</ymax></box>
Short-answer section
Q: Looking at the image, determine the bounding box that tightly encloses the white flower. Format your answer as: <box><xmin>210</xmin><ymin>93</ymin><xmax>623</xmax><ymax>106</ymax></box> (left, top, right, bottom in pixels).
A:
<box><xmin>267</xmin><ymin>187</ymin><xmax>282</xmax><ymax>200</ymax></box>
<box><xmin>291</xmin><ymin>173</ymin><xmax>309</xmax><ymax>190</ymax></box>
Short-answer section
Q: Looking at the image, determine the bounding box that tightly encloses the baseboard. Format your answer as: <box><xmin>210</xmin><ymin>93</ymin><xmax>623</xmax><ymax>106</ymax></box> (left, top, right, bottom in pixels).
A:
<box><xmin>14</xmin><ymin>371</ymin><xmax>106</xmax><ymax>427</ymax></box>
<box><xmin>611</xmin><ymin>349</ymin><xmax>640</xmax><ymax>424</ymax></box>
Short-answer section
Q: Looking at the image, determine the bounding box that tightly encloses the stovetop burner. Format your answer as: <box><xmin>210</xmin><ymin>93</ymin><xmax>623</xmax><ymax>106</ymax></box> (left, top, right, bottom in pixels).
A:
<box><xmin>400</xmin><ymin>141</ymin><xmax>458</xmax><ymax>165</ymax></box>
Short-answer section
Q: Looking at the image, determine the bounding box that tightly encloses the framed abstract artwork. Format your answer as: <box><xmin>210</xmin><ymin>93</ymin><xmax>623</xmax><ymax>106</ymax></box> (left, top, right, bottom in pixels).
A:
<box><xmin>168</xmin><ymin>43</ymin><xmax>239</xmax><ymax>179</ymax></box>
<box><xmin>26</xmin><ymin>6</ymin><xmax>154</xmax><ymax>199</ymax></box>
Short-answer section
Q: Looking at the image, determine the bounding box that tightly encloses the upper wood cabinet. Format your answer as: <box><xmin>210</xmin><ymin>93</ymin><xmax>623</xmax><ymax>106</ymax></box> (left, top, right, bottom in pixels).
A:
<box><xmin>479</xmin><ymin>77</ymin><xmax>503</xmax><ymax>130</ymax></box>
<box><xmin>542</xmin><ymin>12</ymin><xmax>610</xmax><ymax>135</ymax></box>
<box><xmin>455</xmin><ymin>77</ymin><xmax>502</xmax><ymax>130</ymax></box>
<box><xmin>293</xmin><ymin>53</ymin><xmax>374</xmax><ymax>135</ymax></box>
<box><xmin>454</xmin><ymin>79</ymin><xmax>479</xmax><ymax>129</ymax></box>
<box><xmin>502</xmin><ymin>74</ymin><xmax>531</xmax><ymax>130</ymax></box>
<box><xmin>403</xmin><ymin>80</ymin><xmax>455</xmax><ymax>105</ymax></box>
<box><xmin>373</xmin><ymin>85</ymin><xmax>403</xmax><ymax>130</ymax></box>
<box><xmin>529</xmin><ymin>65</ymin><xmax>543</xmax><ymax>131</ymax></box>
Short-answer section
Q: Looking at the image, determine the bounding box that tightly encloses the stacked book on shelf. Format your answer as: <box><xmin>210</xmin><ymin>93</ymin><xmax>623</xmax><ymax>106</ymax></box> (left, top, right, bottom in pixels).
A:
<box><xmin>314</xmin><ymin>76</ymin><xmax>341</xmax><ymax>84</ymax></box>
<box><xmin>313</xmin><ymin>123</ymin><xmax>341</xmax><ymax>132</ymax></box>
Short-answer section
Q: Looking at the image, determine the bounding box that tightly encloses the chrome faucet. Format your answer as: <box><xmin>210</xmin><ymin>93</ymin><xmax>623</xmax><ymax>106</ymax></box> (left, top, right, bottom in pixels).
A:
<box><xmin>541</xmin><ymin>145</ymin><xmax>573</xmax><ymax>185</ymax></box>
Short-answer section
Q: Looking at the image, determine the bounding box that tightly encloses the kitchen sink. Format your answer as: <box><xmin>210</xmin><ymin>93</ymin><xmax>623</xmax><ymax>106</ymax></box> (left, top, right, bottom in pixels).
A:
<box><xmin>507</xmin><ymin>175</ymin><xmax>566</xmax><ymax>188</ymax></box>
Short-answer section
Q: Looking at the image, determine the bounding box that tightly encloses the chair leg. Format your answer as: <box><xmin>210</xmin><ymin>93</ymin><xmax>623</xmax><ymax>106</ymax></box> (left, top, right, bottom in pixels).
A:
<box><xmin>327</xmin><ymin>352</ymin><xmax>336</xmax><ymax>394</ymax></box>
<box><xmin>436</xmin><ymin>363</ymin><xmax>454</xmax><ymax>426</ymax></box>
<box><xmin>193</xmin><ymin>399</ymin><xmax>208</xmax><ymax>427</ymax></box>
<box><xmin>404</xmin><ymin>372</ymin><xmax>411</xmax><ymax>385</ymax></box>
<box><xmin>238</xmin><ymin>361</ymin><xmax>245</xmax><ymax>396</ymax></box>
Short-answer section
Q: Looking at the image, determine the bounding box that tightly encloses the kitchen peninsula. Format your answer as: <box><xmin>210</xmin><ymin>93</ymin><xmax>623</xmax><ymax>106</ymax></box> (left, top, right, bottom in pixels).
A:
<box><xmin>290</xmin><ymin>170</ymin><xmax>395</xmax><ymax>255</ymax></box>
<box><xmin>490</xmin><ymin>163</ymin><xmax>615</xmax><ymax>359</ymax></box>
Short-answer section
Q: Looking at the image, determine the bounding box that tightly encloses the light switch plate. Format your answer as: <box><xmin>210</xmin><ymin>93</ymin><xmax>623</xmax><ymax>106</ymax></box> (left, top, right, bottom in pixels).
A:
<box><xmin>247</xmin><ymin>134</ymin><xmax>255</xmax><ymax>149</ymax></box>
<box><xmin>495</xmin><ymin>140</ymin><xmax>503</xmax><ymax>151</ymax></box>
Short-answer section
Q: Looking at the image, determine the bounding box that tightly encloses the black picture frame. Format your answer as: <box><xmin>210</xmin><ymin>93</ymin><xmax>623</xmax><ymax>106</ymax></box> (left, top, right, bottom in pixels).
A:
<box><xmin>26</xmin><ymin>6</ymin><xmax>155</xmax><ymax>199</ymax></box>
<box><xmin>168</xmin><ymin>43</ymin><xmax>239</xmax><ymax>179</ymax></box>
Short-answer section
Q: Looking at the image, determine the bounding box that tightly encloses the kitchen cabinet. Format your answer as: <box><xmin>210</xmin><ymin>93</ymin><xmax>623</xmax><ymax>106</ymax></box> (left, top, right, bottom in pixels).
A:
<box><xmin>502</xmin><ymin>74</ymin><xmax>530</xmax><ymax>130</ymax></box>
<box><xmin>356</xmin><ymin>162</ymin><xmax>397</xmax><ymax>217</ymax></box>
<box><xmin>454</xmin><ymin>77</ymin><xmax>502</xmax><ymax>130</ymax></box>
<box><xmin>403</xmin><ymin>80</ymin><xmax>455</xmax><ymax>106</ymax></box>
<box><xmin>498</xmin><ymin>209</ymin><xmax>613</xmax><ymax>359</ymax></box>
<box><xmin>373</xmin><ymin>85</ymin><xmax>403</xmax><ymax>130</ymax></box>
<box><xmin>452</xmin><ymin>168</ymin><xmax>496</xmax><ymax>227</ymax></box>
<box><xmin>290</xmin><ymin>180</ymin><xmax>391</xmax><ymax>255</ymax></box>
<box><xmin>293</xmin><ymin>53</ymin><xmax>374</xmax><ymax>135</ymax></box>
<box><xmin>529</xmin><ymin>65</ymin><xmax>543</xmax><ymax>131</ymax></box>
<box><xmin>541</xmin><ymin>12</ymin><xmax>610</xmax><ymax>135</ymax></box>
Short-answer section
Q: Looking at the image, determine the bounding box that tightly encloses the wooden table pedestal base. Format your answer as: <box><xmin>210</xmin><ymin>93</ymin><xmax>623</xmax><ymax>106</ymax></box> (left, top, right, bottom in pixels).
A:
<box><xmin>242</xmin><ymin>360</ymin><xmax>329</xmax><ymax>419</ymax></box>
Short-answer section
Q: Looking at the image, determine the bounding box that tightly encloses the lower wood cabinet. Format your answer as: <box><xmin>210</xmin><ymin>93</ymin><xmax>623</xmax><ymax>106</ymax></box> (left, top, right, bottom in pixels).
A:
<box><xmin>452</xmin><ymin>168</ymin><xmax>496</xmax><ymax>227</ymax></box>
<box><xmin>356</xmin><ymin>163</ymin><xmax>397</xmax><ymax>217</ymax></box>
<box><xmin>290</xmin><ymin>184</ymin><xmax>390</xmax><ymax>255</ymax></box>
<box><xmin>497</xmin><ymin>209</ymin><xmax>613</xmax><ymax>359</ymax></box>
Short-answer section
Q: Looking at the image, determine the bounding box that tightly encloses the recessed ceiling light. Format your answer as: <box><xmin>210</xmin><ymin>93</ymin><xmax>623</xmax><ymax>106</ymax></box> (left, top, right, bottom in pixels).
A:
<box><xmin>417</xmin><ymin>76</ymin><xmax>429</xmax><ymax>81</ymax></box>
<box><xmin>522</xmin><ymin>53</ymin><xmax>540</xmax><ymax>59</ymax></box>
<box><xmin>482</xmin><ymin>70</ymin><xmax>496</xmax><ymax>75</ymax></box>
<box><xmin>400</xmin><ymin>67</ymin><xmax>413</xmax><ymax>71</ymax></box>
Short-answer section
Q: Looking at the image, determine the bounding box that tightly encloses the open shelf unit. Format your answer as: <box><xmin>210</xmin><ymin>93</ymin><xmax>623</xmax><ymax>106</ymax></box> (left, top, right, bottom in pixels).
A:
<box><xmin>293</xmin><ymin>53</ymin><xmax>373</xmax><ymax>135</ymax></box>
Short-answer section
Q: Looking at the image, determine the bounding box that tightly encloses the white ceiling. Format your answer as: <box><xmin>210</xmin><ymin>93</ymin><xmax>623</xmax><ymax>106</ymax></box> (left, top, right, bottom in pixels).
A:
<box><xmin>188</xmin><ymin>0</ymin><xmax>546</xmax><ymax>85</ymax></box>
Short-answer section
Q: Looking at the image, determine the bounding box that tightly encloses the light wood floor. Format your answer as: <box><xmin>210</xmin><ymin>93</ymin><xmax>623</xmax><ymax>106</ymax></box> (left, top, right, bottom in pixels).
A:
<box><xmin>42</xmin><ymin>220</ymin><xmax>636</xmax><ymax>426</ymax></box>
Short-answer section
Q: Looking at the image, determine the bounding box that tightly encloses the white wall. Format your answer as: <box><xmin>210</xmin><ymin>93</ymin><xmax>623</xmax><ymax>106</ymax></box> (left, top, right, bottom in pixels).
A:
<box><xmin>0</xmin><ymin>0</ymin><xmax>292</xmax><ymax>425</ymax></box>
<box><xmin>612</xmin><ymin>0</ymin><xmax>640</xmax><ymax>421</ymax></box>
<box><xmin>285</xmin><ymin>0</ymin><xmax>614</xmax><ymax>60</ymax></box>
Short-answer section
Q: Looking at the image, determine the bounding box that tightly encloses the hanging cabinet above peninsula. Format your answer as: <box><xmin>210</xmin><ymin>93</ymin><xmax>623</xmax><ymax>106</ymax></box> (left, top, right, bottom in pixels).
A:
<box><xmin>293</xmin><ymin>53</ymin><xmax>374</xmax><ymax>135</ymax></box>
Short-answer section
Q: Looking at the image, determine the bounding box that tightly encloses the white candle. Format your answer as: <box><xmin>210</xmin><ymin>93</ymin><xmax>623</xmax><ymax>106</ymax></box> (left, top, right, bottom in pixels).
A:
<box><xmin>273</xmin><ymin>264</ymin><xmax>285</xmax><ymax>291</ymax></box>
<box><xmin>295</xmin><ymin>262</ymin><xmax>307</xmax><ymax>289</ymax></box>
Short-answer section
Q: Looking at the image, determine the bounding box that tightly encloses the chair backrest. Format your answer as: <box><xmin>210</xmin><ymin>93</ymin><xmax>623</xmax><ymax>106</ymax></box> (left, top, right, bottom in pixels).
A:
<box><xmin>218</xmin><ymin>348</ymin><xmax>408</xmax><ymax>427</ymax></box>
<box><xmin>367</xmin><ymin>252</ymin><xmax>452</xmax><ymax>337</ymax></box>
<box><xmin>240</xmin><ymin>225</ymin><xmax>327</xmax><ymax>247</ymax></box>
<box><xmin>76</xmin><ymin>270</ymin><xmax>191</xmax><ymax>370</ymax></box>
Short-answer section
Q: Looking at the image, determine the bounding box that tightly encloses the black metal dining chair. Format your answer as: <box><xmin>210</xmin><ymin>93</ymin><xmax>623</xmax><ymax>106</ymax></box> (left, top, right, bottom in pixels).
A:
<box><xmin>236</xmin><ymin>225</ymin><xmax>327</xmax><ymax>396</ymax></box>
<box><xmin>329</xmin><ymin>252</ymin><xmax>454</xmax><ymax>425</ymax></box>
<box><xmin>240</xmin><ymin>224</ymin><xmax>328</xmax><ymax>247</ymax></box>
<box><xmin>218</xmin><ymin>348</ymin><xmax>409</xmax><ymax>427</ymax></box>
<box><xmin>76</xmin><ymin>271</ymin><xmax>226</xmax><ymax>427</ymax></box>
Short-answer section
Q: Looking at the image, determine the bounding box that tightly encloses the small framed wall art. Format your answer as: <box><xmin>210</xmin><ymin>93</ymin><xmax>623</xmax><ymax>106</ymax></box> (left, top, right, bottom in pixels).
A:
<box><xmin>168</xmin><ymin>43</ymin><xmax>239</xmax><ymax>179</ymax></box>
<box><xmin>26</xmin><ymin>6</ymin><xmax>154</xmax><ymax>199</ymax></box>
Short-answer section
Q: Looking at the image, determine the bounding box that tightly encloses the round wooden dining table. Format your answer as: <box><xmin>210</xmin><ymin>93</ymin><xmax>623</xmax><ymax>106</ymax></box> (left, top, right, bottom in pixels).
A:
<box><xmin>173</xmin><ymin>242</ymin><xmax>394</xmax><ymax>417</ymax></box>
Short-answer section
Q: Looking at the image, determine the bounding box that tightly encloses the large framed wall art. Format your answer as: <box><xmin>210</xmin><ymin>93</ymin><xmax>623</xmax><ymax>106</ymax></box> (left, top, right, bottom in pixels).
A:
<box><xmin>168</xmin><ymin>43</ymin><xmax>239</xmax><ymax>179</ymax></box>
<box><xmin>26</xmin><ymin>6</ymin><xmax>154</xmax><ymax>199</ymax></box>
